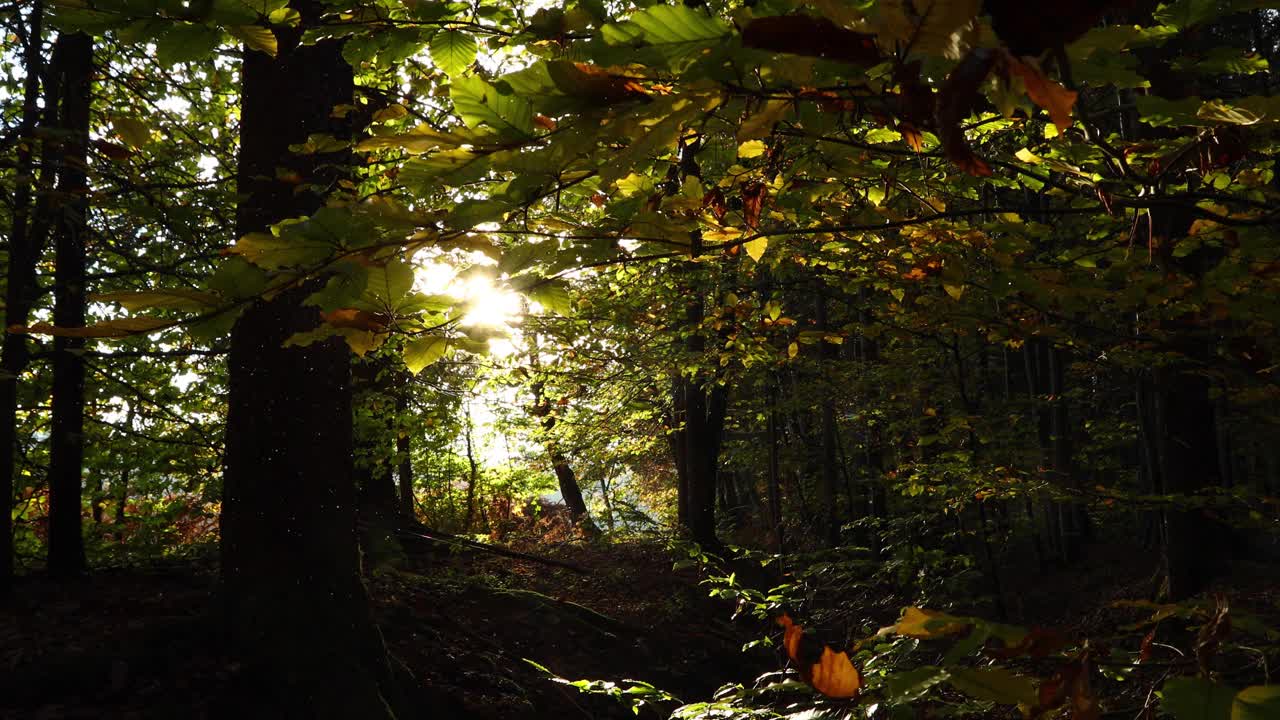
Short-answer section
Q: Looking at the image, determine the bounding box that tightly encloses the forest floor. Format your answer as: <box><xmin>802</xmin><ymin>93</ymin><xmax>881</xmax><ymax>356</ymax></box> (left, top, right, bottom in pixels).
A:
<box><xmin>0</xmin><ymin>538</ymin><xmax>770</xmax><ymax>720</ymax></box>
<box><xmin>1</xmin><ymin>537</ymin><xmax>1277</xmax><ymax>720</ymax></box>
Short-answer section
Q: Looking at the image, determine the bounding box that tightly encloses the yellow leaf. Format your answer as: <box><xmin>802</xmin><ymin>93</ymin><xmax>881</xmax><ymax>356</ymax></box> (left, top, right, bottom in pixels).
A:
<box><xmin>943</xmin><ymin>283</ymin><xmax>965</xmax><ymax>300</ymax></box>
<box><xmin>787</xmin><ymin>341</ymin><xmax>799</xmax><ymax>358</ymax></box>
<box><xmin>1014</xmin><ymin>148</ymin><xmax>1042</xmax><ymax>164</ymax></box>
<box><xmin>17</xmin><ymin>317</ymin><xmax>171</xmax><ymax>338</ymax></box>
<box><xmin>882</xmin><ymin>607</ymin><xmax>970</xmax><ymax>639</ymax></box>
<box><xmin>743</xmin><ymin>236</ymin><xmax>769</xmax><ymax>262</ymax></box>
<box><xmin>229</xmin><ymin>26</ymin><xmax>277</xmax><ymax>57</ymax></box>
<box><xmin>737</xmin><ymin>139</ymin><xmax>768</xmax><ymax>158</ymax></box>
<box><xmin>373</xmin><ymin>104</ymin><xmax>410</xmax><ymax>123</ymax></box>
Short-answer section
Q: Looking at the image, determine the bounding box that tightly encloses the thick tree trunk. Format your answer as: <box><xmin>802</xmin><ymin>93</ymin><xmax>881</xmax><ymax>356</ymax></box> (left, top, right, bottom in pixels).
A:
<box><xmin>220</xmin><ymin>9</ymin><xmax>408</xmax><ymax>716</ymax></box>
<box><xmin>354</xmin><ymin>359</ymin><xmax>404</xmax><ymax>568</ymax></box>
<box><xmin>47</xmin><ymin>32</ymin><xmax>93</xmax><ymax>576</ymax></box>
<box><xmin>1</xmin><ymin>0</ymin><xmax>48</xmax><ymax>597</ymax></box>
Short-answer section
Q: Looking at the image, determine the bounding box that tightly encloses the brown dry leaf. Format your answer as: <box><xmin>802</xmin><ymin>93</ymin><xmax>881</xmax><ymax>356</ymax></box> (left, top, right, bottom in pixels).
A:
<box><xmin>321</xmin><ymin>308</ymin><xmax>385</xmax><ymax>331</ymax></box>
<box><xmin>741</xmin><ymin>182</ymin><xmax>768</xmax><ymax>230</ymax></box>
<box><xmin>899</xmin><ymin>122</ymin><xmax>925</xmax><ymax>152</ymax></box>
<box><xmin>1005</xmin><ymin>56</ymin><xmax>1077</xmax><ymax>132</ymax></box>
<box><xmin>938</xmin><ymin>48</ymin><xmax>996</xmax><ymax>176</ymax></box>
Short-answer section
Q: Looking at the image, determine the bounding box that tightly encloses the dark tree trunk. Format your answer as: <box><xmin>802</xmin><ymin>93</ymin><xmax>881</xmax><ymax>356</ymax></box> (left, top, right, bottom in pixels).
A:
<box><xmin>46</xmin><ymin>32</ymin><xmax>93</xmax><ymax>576</ymax></box>
<box><xmin>1160</xmin><ymin>366</ymin><xmax>1224</xmax><ymax>600</ymax></box>
<box><xmin>670</xmin><ymin>368</ymin><xmax>727</xmax><ymax>548</ymax></box>
<box><xmin>396</xmin><ymin>393</ymin><xmax>414</xmax><ymax>519</ymax></box>
<box><xmin>816</xmin><ymin>290</ymin><xmax>839</xmax><ymax>547</ymax></box>
<box><xmin>766</xmin><ymin>375</ymin><xmax>785</xmax><ymax>552</ymax></box>
<box><xmin>528</xmin><ymin>376</ymin><xmax>592</xmax><ymax>527</ymax></box>
<box><xmin>219</xmin><ymin>9</ymin><xmax>409</xmax><ymax>716</ymax></box>
<box><xmin>1</xmin><ymin>0</ymin><xmax>49</xmax><ymax>596</ymax></box>
<box><xmin>354</xmin><ymin>358</ymin><xmax>404</xmax><ymax>567</ymax></box>
<box><xmin>463</xmin><ymin>411</ymin><xmax>478</xmax><ymax>531</ymax></box>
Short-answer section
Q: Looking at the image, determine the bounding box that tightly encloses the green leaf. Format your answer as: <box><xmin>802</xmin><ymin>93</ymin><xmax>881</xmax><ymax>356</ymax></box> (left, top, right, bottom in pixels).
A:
<box><xmin>207</xmin><ymin>256</ymin><xmax>269</xmax><ymax>299</ymax></box>
<box><xmin>228</xmin><ymin>25</ymin><xmax>277</xmax><ymax>56</ymax></box>
<box><xmin>305</xmin><ymin>263</ymin><xmax>369</xmax><ymax>312</ymax></box>
<box><xmin>600</xmin><ymin>4</ymin><xmax>729</xmax><ymax>72</ymax></box>
<box><xmin>110</xmin><ymin>116</ymin><xmax>151</xmax><ymax>149</ymax></box>
<box><xmin>527</xmin><ymin>279</ymin><xmax>573</xmax><ymax>315</ymax></box>
<box><xmin>156</xmin><ymin>23</ymin><xmax>222</xmax><ymax>67</ymax></box>
<box><xmin>446</xmin><ymin>198</ymin><xmax>512</xmax><ymax>229</ymax></box>
<box><xmin>1233</xmin><ymin>685</ymin><xmax>1280</xmax><ymax>720</ymax></box>
<box><xmin>403</xmin><ymin>335</ymin><xmax>448</xmax><ymax>374</ymax></box>
<box><xmin>946</xmin><ymin>667</ymin><xmax>1037</xmax><ymax>707</ymax></box>
<box><xmin>738</xmin><ymin>99</ymin><xmax>792</xmax><ymax>142</ymax></box>
<box><xmin>1162</xmin><ymin>678</ymin><xmax>1237</xmax><ymax>720</ymax></box>
<box><xmin>864</xmin><ymin>127</ymin><xmax>903</xmax><ymax>144</ymax></box>
<box><xmin>429</xmin><ymin>29</ymin><xmax>477</xmax><ymax>77</ymax></box>
<box><xmin>883</xmin><ymin>666</ymin><xmax>949</xmax><ymax>704</ymax></box>
<box><xmin>228</xmin><ymin>231</ymin><xmax>334</xmax><ymax>270</ymax></box>
<box><xmin>450</xmin><ymin>76</ymin><xmax>534</xmax><ymax>139</ymax></box>
<box><xmin>363</xmin><ymin>257</ymin><xmax>416</xmax><ymax>309</ymax></box>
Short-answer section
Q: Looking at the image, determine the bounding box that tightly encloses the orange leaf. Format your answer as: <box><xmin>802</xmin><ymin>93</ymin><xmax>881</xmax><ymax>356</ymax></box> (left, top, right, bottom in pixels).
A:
<box><xmin>1006</xmin><ymin>56</ymin><xmax>1077</xmax><ymax>132</ymax></box>
<box><xmin>321</xmin><ymin>308</ymin><xmax>384</xmax><ymax>331</ymax></box>
<box><xmin>776</xmin><ymin>614</ymin><xmax>863</xmax><ymax>699</ymax></box>
<box><xmin>808</xmin><ymin>647</ymin><xmax>862</xmax><ymax>698</ymax></box>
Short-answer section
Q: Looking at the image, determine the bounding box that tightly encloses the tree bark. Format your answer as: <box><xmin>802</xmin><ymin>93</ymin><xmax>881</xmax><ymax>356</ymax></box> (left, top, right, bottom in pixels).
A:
<box><xmin>47</xmin><ymin>31</ymin><xmax>93</xmax><ymax>576</ymax></box>
<box><xmin>529</xmin><ymin>378</ymin><xmax>592</xmax><ymax>527</ymax></box>
<box><xmin>219</xmin><ymin>8</ymin><xmax>408</xmax><ymax>716</ymax></box>
<box><xmin>1</xmin><ymin>0</ymin><xmax>49</xmax><ymax>596</ymax></box>
<box><xmin>396</xmin><ymin>393</ymin><xmax>414</xmax><ymax>519</ymax></box>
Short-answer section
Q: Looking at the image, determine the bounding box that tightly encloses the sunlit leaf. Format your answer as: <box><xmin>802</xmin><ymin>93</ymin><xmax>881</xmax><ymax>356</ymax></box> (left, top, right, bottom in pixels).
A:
<box><xmin>403</xmin><ymin>335</ymin><xmax>448</xmax><ymax>374</ymax></box>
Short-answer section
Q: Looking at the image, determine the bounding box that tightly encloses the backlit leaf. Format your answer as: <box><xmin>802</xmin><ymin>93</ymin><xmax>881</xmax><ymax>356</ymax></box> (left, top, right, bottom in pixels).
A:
<box><xmin>430</xmin><ymin>30</ymin><xmax>476</xmax><ymax>77</ymax></box>
<box><xmin>93</xmin><ymin>289</ymin><xmax>219</xmax><ymax>312</ymax></box>
<box><xmin>19</xmin><ymin>317</ymin><xmax>172</xmax><ymax>338</ymax></box>
<box><xmin>403</xmin><ymin>335</ymin><xmax>448</xmax><ymax>374</ymax></box>
<box><xmin>228</xmin><ymin>25</ymin><xmax>277</xmax><ymax>56</ymax></box>
<box><xmin>1232</xmin><ymin>685</ymin><xmax>1280</xmax><ymax>720</ymax></box>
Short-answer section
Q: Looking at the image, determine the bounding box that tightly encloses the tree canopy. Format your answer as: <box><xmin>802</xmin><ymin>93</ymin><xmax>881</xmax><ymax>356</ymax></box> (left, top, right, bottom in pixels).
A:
<box><xmin>2</xmin><ymin>0</ymin><xmax>1279</xmax><ymax>718</ymax></box>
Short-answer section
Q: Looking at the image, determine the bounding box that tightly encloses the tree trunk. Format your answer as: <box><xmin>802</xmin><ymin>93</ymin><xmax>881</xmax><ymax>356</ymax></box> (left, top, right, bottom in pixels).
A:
<box><xmin>1</xmin><ymin>0</ymin><xmax>49</xmax><ymax>596</ymax></box>
<box><xmin>463</xmin><ymin>409</ymin><xmax>478</xmax><ymax>532</ymax></box>
<box><xmin>528</xmin><ymin>378</ymin><xmax>591</xmax><ymax>526</ymax></box>
<box><xmin>816</xmin><ymin>290</ymin><xmax>839</xmax><ymax>547</ymax></box>
<box><xmin>219</xmin><ymin>8</ymin><xmax>408</xmax><ymax>716</ymax></box>
<box><xmin>354</xmin><ymin>359</ymin><xmax>404</xmax><ymax>568</ymax></box>
<box><xmin>396</xmin><ymin>394</ymin><xmax>414</xmax><ymax>520</ymax></box>
<box><xmin>46</xmin><ymin>31</ymin><xmax>93</xmax><ymax>576</ymax></box>
<box><xmin>766</xmin><ymin>375</ymin><xmax>785</xmax><ymax>552</ymax></box>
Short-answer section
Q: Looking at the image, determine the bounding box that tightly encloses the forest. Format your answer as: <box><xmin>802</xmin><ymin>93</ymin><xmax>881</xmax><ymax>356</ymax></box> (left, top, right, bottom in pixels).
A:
<box><xmin>2</xmin><ymin>0</ymin><xmax>1279</xmax><ymax>718</ymax></box>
